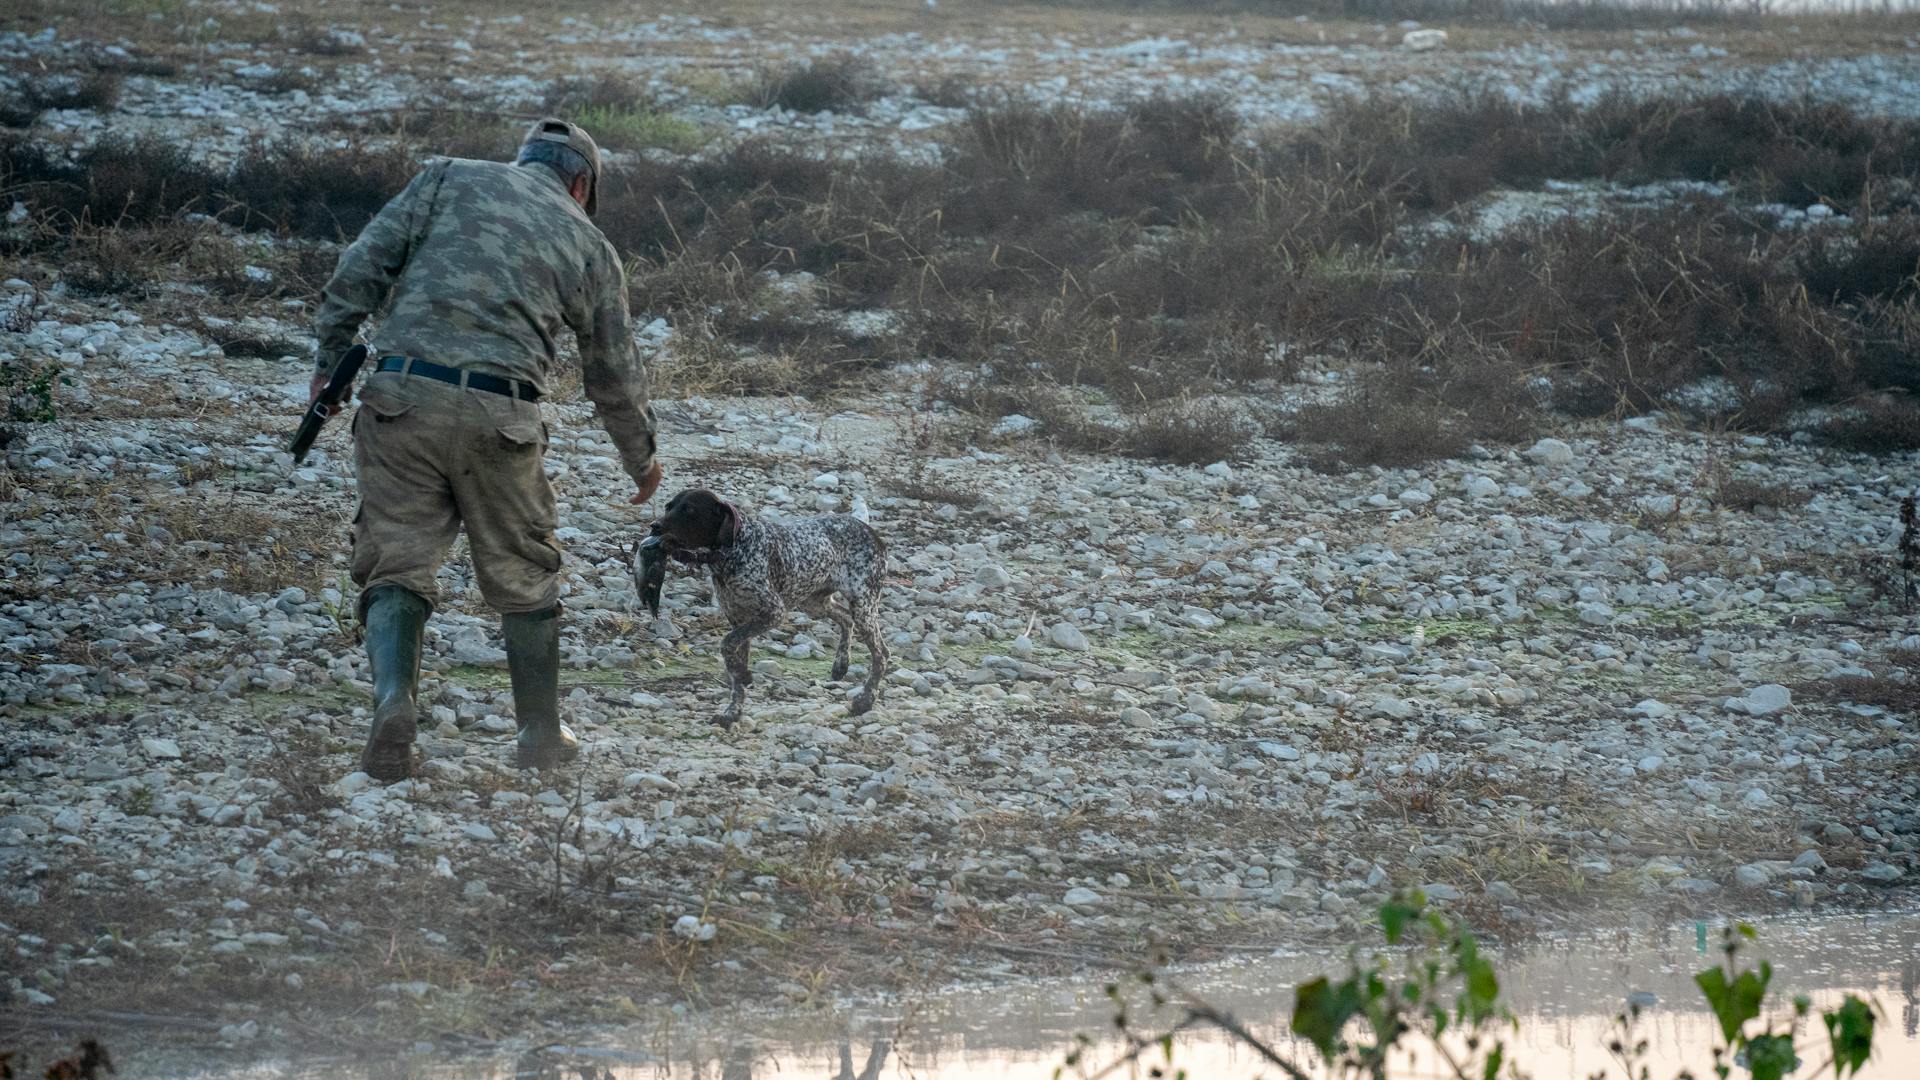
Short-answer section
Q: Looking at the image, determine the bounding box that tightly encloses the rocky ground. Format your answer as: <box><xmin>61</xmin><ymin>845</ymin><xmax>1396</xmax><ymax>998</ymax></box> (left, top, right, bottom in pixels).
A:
<box><xmin>3</xmin><ymin>0</ymin><xmax>1920</xmax><ymax>1067</ymax></box>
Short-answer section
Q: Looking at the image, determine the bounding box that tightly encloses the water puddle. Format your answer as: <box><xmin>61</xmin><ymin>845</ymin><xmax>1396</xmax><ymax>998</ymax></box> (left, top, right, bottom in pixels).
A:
<box><xmin>154</xmin><ymin>912</ymin><xmax>1920</xmax><ymax>1078</ymax></box>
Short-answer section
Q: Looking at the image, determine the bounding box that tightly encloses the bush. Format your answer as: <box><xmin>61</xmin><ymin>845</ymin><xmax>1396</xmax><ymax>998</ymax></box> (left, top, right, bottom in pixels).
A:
<box><xmin>1076</xmin><ymin>894</ymin><xmax>1880</xmax><ymax>1080</ymax></box>
<box><xmin>944</xmin><ymin>93</ymin><xmax>1242</xmax><ymax>228</ymax></box>
<box><xmin>748</xmin><ymin>54</ymin><xmax>890</xmax><ymax>115</ymax></box>
<box><xmin>2</xmin><ymin>354</ymin><xmax>67</xmax><ymax>422</ymax></box>
<box><xmin>1821</xmin><ymin>396</ymin><xmax>1920</xmax><ymax>453</ymax></box>
<box><xmin>221</xmin><ymin>140</ymin><xmax>420</xmax><ymax>240</ymax></box>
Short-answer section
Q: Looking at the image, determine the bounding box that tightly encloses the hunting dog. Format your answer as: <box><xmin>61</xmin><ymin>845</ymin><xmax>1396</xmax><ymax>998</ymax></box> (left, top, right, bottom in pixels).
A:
<box><xmin>639</xmin><ymin>489</ymin><xmax>889</xmax><ymax>727</ymax></box>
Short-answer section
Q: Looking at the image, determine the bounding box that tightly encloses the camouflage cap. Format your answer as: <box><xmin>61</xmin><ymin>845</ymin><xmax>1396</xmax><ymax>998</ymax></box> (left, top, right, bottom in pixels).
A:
<box><xmin>521</xmin><ymin>117</ymin><xmax>602</xmax><ymax>215</ymax></box>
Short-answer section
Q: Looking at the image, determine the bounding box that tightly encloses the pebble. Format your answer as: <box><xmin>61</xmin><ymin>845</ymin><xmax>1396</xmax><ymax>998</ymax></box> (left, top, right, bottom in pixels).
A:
<box><xmin>1523</xmin><ymin>438</ymin><xmax>1575</xmax><ymax>467</ymax></box>
<box><xmin>141</xmin><ymin>738</ymin><xmax>182</xmax><ymax>759</ymax></box>
<box><xmin>1048</xmin><ymin>623</ymin><xmax>1090</xmax><ymax>651</ymax></box>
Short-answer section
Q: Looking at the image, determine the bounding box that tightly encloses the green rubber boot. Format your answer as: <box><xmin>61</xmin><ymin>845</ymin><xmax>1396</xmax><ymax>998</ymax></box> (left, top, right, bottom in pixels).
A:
<box><xmin>504</xmin><ymin>606</ymin><xmax>579</xmax><ymax>769</ymax></box>
<box><xmin>358</xmin><ymin>585</ymin><xmax>430</xmax><ymax>782</ymax></box>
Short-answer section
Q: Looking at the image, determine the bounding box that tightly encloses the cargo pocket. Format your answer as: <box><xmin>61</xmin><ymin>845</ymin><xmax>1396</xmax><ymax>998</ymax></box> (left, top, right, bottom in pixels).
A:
<box><xmin>523</xmin><ymin>529</ymin><xmax>564</xmax><ymax>574</ymax></box>
<box><xmin>358</xmin><ymin>377</ymin><xmax>419</xmax><ymax>424</ymax></box>
<box><xmin>474</xmin><ymin>391</ymin><xmax>542</xmax><ymax>450</ymax></box>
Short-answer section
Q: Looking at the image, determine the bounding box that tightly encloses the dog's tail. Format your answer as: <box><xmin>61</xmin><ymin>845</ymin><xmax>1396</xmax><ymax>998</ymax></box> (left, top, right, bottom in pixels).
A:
<box><xmin>864</xmin><ymin>520</ymin><xmax>889</xmax><ymax>575</ymax></box>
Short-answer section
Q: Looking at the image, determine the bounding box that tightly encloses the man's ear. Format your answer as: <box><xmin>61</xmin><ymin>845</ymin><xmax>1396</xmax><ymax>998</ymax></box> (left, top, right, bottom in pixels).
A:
<box><xmin>568</xmin><ymin>174</ymin><xmax>590</xmax><ymax>207</ymax></box>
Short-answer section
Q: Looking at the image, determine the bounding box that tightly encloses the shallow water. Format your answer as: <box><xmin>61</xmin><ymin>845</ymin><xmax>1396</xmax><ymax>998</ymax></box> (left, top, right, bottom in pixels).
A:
<box><xmin>168</xmin><ymin>911</ymin><xmax>1920</xmax><ymax>1079</ymax></box>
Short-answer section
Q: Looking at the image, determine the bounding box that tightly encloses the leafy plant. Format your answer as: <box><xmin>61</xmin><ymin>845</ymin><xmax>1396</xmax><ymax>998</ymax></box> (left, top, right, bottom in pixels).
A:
<box><xmin>1068</xmin><ymin>893</ymin><xmax>1881</xmax><ymax>1080</ymax></box>
<box><xmin>570</xmin><ymin>103</ymin><xmax>708</xmax><ymax>155</ymax></box>
<box><xmin>2</xmin><ymin>355</ymin><xmax>67</xmax><ymax>422</ymax></box>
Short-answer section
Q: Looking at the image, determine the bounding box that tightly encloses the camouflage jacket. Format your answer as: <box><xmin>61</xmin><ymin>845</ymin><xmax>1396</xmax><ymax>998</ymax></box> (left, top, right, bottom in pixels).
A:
<box><xmin>312</xmin><ymin>157</ymin><xmax>656</xmax><ymax>480</ymax></box>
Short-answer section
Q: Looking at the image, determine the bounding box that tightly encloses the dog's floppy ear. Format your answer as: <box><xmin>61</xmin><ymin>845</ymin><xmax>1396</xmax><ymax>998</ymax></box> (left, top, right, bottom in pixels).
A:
<box><xmin>717</xmin><ymin>500</ymin><xmax>742</xmax><ymax>546</ymax></box>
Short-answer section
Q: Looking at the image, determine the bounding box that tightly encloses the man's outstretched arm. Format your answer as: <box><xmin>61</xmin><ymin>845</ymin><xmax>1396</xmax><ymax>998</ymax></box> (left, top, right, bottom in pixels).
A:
<box><xmin>569</xmin><ymin>239</ymin><xmax>662</xmax><ymax>504</ymax></box>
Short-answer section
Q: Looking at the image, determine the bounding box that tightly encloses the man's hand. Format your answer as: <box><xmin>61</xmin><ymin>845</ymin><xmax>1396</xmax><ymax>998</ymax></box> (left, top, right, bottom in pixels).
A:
<box><xmin>308</xmin><ymin>373</ymin><xmax>329</xmax><ymax>406</ymax></box>
<box><xmin>629</xmin><ymin>461</ymin><xmax>664</xmax><ymax>506</ymax></box>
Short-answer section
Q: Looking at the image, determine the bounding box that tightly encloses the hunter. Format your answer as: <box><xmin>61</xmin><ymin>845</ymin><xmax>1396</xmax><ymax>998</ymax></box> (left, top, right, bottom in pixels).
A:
<box><xmin>309</xmin><ymin>118</ymin><xmax>662</xmax><ymax>781</ymax></box>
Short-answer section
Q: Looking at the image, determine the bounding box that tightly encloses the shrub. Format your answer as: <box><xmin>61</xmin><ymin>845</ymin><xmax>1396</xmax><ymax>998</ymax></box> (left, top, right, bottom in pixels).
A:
<box><xmin>220</xmin><ymin>140</ymin><xmax>419</xmax><ymax>240</ymax></box>
<box><xmin>60</xmin><ymin>219</ymin><xmax>203</xmax><ymax>295</ymax></box>
<box><xmin>748</xmin><ymin>53</ymin><xmax>890</xmax><ymax>115</ymax></box>
<box><xmin>287</xmin><ymin>24</ymin><xmax>365</xmax><ymax>57</ymax></box>
<box><xmin>2</xmin><ymin>354</ymin><xmax>67</xmax><ymax>422</ymax></box>
<box><xmin>1285</xmin><ymin>383</ymin><xmax>1473</xmax><ymax>473</ymax></box>
<box><xmin>1</xmin><ymin>69</ymin><xmax>123</xmax><ymax>124</ymax></box>
<box><xmin>352</xmin><ymin>103</ymin><xmax>521</xmax><ymax>161</ymax></box>
<box><xmin>543</xmin><ymin>72</ymin><xmax>652</xmax><ymax>116</ymax></box>
<box><xmin>1821</xmin><ymin>396</ymin><xmax>1920</xmax><ymax>453</ymax></box>
<box><xmin>1709</xmin><ymin>469</ymin><xmax>1813</xmax><ymax>512</ymax></box>
<box><xmin>4</xmin><ymin>136</ymin><xmax>219</xmax><ymax>227</ymax></box>
<box><xmin>1076</xmin><ymin>894</ymin><xmax>1880</xmax><ymax>1080</ymax></box>
<box><xmin>944</xmin><ymin>93</ymin><xmax>1242</xmax><ymax>228</ymax></box>
<box><xmin>573</xmin><ymin>104</ymin><xmax>708</xmax><ymax>155</ymax></box>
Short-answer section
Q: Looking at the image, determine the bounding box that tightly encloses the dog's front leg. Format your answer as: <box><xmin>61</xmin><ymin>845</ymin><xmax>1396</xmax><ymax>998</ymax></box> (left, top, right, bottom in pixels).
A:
<box><xmin>715</xmin><ymin>614</ymin><xmax>778</xmax><ymax>729</ymax></box>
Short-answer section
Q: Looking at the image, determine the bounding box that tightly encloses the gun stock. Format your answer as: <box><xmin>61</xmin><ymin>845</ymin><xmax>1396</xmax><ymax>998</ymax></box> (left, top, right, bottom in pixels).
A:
<box><xmin>289</xmin><ymin>344</ymin><xmax>369</xmax><ymax>465</ymax></box>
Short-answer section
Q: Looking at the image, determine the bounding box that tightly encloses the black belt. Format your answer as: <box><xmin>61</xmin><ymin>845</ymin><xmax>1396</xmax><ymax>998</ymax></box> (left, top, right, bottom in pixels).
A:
<box><xmin>376</xmin><ymin>356</ymin><xmax>541</xmax><ymax>401</ymax></box>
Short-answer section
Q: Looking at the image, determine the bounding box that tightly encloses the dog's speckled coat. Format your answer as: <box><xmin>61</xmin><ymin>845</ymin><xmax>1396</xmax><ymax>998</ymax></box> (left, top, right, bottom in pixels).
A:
<box><xmin>649</xmin><ymin>489</ymin><xmax>889</xmax><ymax>726</ymax></box>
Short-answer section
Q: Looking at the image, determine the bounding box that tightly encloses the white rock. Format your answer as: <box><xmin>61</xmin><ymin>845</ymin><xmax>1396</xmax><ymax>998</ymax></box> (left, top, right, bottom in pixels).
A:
<box><xmin>1402</xmin><ymin>28</ymin><xmax>1447</xmax><ymax>51</ymax></box>
<box><xmin>1372</xmin><ymin>696</ymin><xmax>1417</xmax><ymax>720</ymax></box>
<box><xmin>141</xmin><ymin>737</ymin><xmax>182</xmax><ymax>759</ymax></box>
<box><xmin>1577</xmin><ymin>603</ymin><xmax>1615</xmax><ymax>626</ymax></box>
<box><xmin>1048</xmin><ymin>623</ymin><xmax>1090</xmax><ymax>651</ymax></box>
<box><xmin>332</xmin><ymin>772</ymin><xmax>373</xmax><ymax>796</ymax></box>
<box><xmin>1523</xmin><ymin>438</ymin><xmax>1575</xmax><ymax>468</ymax></box>
<box><xmin>1727</xmin><ymin>684</ymin><xmax>1792</xmax><ymax>716</ymax></box>
<box><xmin>1062</xmin><ymin>886</ymin><xmax>1103</xmax><ymax>906</ymax></box>
<box><xmin>673</xmin><ymin>914</ymin><xmax>718</xmax><ymax>940</ymax></box>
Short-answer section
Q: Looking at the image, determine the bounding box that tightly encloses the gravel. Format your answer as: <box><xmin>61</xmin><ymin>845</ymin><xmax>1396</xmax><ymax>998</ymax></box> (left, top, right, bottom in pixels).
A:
<box><xmin>2</xmin><ymin>4</ymin><xmax>1918</xmax><ymax>1054</ymax></box>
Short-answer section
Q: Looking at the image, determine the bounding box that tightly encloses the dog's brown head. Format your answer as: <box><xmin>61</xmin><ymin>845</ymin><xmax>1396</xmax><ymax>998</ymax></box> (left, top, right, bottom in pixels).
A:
<box><xmin>651</xmin><ymin>488</ymin><xmax>742</xmax><ymax>550</ymax></box>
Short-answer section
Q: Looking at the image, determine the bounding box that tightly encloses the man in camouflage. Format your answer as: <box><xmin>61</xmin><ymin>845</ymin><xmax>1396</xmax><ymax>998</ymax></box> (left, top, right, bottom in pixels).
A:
<box><xmin>310</xmin><ymin>118</ymin><xmax>663</xmax><ymax>781</ymax></box>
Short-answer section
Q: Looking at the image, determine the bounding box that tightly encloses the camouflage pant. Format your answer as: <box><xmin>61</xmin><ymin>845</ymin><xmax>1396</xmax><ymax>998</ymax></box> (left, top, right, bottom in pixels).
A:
<box><xmin>350</xmin><ymin>369</ymin><xmax>561</xmax><ymax>620</ymax></box>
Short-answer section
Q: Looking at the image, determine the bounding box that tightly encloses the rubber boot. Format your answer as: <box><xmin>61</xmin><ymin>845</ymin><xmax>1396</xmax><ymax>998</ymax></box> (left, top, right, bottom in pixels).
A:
<box><xmin>504</xmin><ymin>606</ymin><xmax>579</xmax><ymax>768</ymax></box>
<box><xmin>358</xmin><ymin>585</ymin><xmax>430</xmax><ymax>781</ymax></box>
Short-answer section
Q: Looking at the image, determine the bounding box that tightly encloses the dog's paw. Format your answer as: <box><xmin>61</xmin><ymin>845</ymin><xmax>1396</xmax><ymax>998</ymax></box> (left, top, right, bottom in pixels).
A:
<box><xmin>829</xmin><ymin>659</ymin><xmax>850</xmax><ymax>681</ymax></box>
<box><xmin>712</xmin><ymin>711</ymin><xmax>740</xmax><ymax>730</ymax></box>
<box><xmin>848</xmin><ymin>691</ymin><xmax>875</xmax><ymax>717</ymax></box>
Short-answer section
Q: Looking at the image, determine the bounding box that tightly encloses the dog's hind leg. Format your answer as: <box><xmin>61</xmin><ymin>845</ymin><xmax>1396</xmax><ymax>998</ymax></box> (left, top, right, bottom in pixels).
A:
<box><xmin>846</xmin><ymin>591</ymin><xmax>887</xmax><ymax>717</ymax></box>
<box><xmin>800</xmin><ymin>593</ymin><xmax>855</xmax><ymax>681</ymax></box>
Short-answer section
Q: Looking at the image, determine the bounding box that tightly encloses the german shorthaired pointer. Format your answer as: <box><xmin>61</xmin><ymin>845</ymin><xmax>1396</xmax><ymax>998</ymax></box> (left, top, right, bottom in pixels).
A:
<box><xmin>639</xmin><ymin>488</ymin><xmax>889</xmax><ymax>727</ymax></box>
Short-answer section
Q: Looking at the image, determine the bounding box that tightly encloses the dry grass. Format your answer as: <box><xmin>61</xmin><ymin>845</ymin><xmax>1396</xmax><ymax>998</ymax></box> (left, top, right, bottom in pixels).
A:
<box><xmin>6</xmin><ymin>64</ymin><xmax>1919</xmax><ymax>465</ymax></box>
<box><xmin>576</xmin><ymin>87</ymin><xmax>1920</xmax><ymax>461</ymax></box>
<box><xmin>1797</xmin><ymin>649</ymin><xmax>1920</xmax><ymax>711</ymax></box>
<box><xmin>1820</xmin><ymin>395</ymin><xmax>1920</xmax><ymax>453</ymax></box>
<box><xmin>748</xmin><ymin>53</ymin><xmax>891</xmax><ymax>115</ymax></box>
<box><xmin>1709</xmin><ymin>472</ymin><xmax>1814</xmax><ymax>512</ymax></box>
<box><xmin>0</xmin><ymin>68</ymin><xmax>120</xmax><ymax>126</ymax></box>
<box><xmin>259</xmin><ymin>728</ymin><xmax>345</xmax><ymax>820</ymax></box>
<box><xmin>149</xmin><ymin>493</ymin><xmax>338</xmax><ymax>596</ymax></box>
